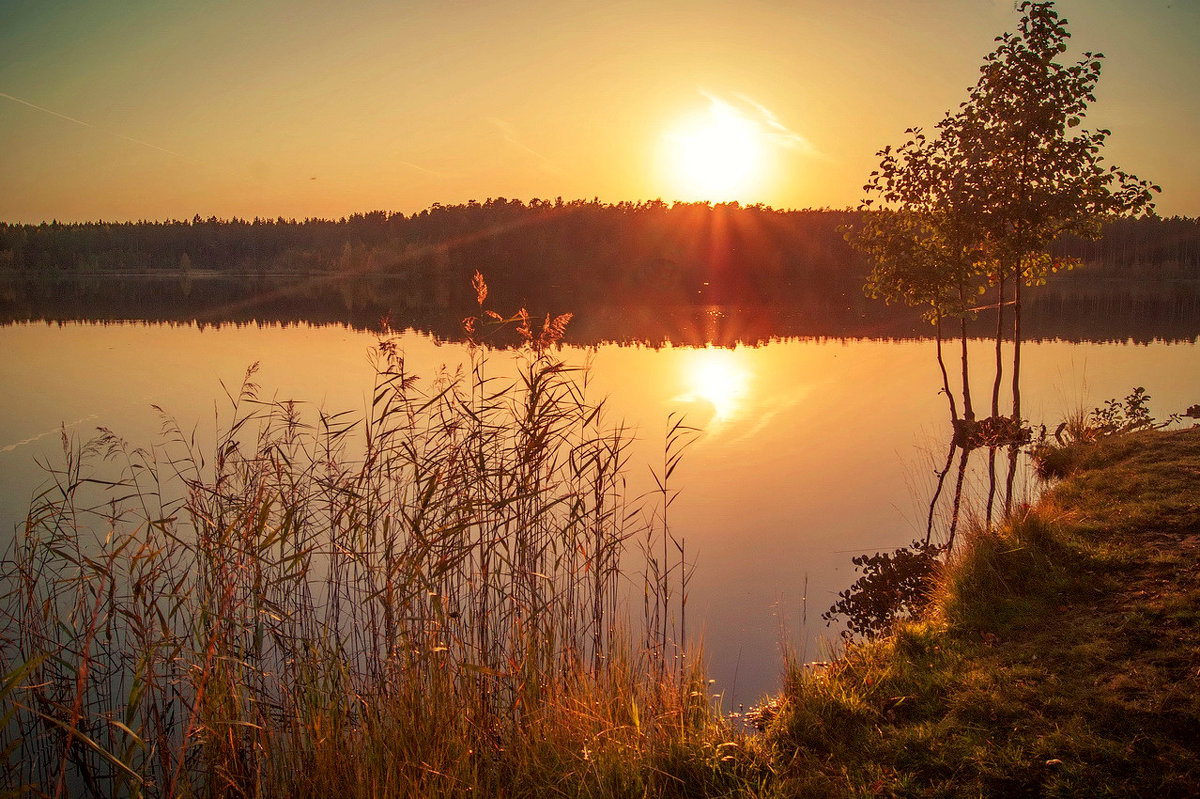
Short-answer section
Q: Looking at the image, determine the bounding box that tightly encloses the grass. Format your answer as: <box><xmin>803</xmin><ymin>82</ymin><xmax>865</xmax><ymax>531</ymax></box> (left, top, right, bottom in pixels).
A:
<box><xmin>4</xmin><ymin>292</ymin><xmax>1198</xmax><ymax>798</ymax></box>
<box><xmin>0</xmin><ymin>279</ymin><xmax>753</xmax><ymax>798</ymax></box>
<box><xmin>760</xmin><ymin>426</ymin><xmax>1200</xmax><ymax>796</ymax></box>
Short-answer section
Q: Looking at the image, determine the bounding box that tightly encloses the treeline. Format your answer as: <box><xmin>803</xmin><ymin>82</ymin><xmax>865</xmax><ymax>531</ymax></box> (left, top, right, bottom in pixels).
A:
<box><xmin>3</xmin><ymin>200</ymin><xmax>1197</xmax><ymax>314</ymax></box>
<box><xmin>0</xmin><ymin>201</ymin><xmax>857</xmax><ymax>311</ymax></box>
<box><xmin>1052</xmin><ymin>216</ymin><xmax>1200</xmax><ymax>278</ymax></box>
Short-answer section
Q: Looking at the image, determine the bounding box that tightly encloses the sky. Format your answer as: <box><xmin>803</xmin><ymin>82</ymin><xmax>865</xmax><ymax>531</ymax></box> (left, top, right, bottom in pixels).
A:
<box><xmin>1</xmin><ymin>0</ymin><xmax>1197</xmax><ymax>223</ymax></box>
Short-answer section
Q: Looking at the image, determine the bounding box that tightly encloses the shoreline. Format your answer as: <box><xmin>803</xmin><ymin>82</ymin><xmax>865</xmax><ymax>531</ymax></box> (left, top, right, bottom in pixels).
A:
<box><xmin>759</xmin><ymin>426</ymin><xmax>1200</xmax><ymax>796</ymax></box>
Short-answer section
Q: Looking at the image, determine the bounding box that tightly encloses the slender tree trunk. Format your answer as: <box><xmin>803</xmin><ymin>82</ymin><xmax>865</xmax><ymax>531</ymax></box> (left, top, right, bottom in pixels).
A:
<box><xmin>957</xmin><ymin>285</ymin><xmax>975</xmax><ymax>421</ymax></box>
<box><xmin>992</xmin><ymin>273</ymin><xmax>1005</xmax><ymax>419</ymax></box>
<box><xmin>926</xmin><ymin>439</ymin><xmax>958</xmax><ymax>544</ymax></box>
<box><xmin>985</xmin><ymin>446</ymin><xmax>997</xmax><ymax>528</ymax></box>
<box><xmin>1012</xmin><ymin>275</ymin><xmax>1023</xmax><ymax>422</ymax></box>
<box><xmin>1004</xmin><ymin>443</ymin><xmax>1019</xmax><ymax>517</ymax></box>
<box><xmin>935</xmin><ymin>312</ymin><xmax>959</xmax><ymax>422</ymax></box>
<box><xmin>947</xmin><ymin>445</ymin><xmax>972</xmax><ymax>550</ymax></box>
<box><xmin>985</xmin><ymin>269</ymin><xmax>1008</xmax><ymax>527</ymax></box>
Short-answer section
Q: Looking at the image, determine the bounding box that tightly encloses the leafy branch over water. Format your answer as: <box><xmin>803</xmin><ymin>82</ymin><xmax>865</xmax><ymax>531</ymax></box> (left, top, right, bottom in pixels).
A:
<box><xmin>822</xmin><ymin>541</ymin><xmax>943</xmax><ymax>641</ymax></box>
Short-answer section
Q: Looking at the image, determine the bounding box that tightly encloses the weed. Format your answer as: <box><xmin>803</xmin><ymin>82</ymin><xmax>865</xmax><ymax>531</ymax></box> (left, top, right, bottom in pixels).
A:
<box><xmin>1033</xmin><ymin>386</ymin><xmax>1183</xmax><ymax>479</ymax></box>
<box><xmin>0</xmin><ymin>276</ymin><xmax>728</xmax><ymax>797</ymax></box>
<box><xmin>822</xmin><ymin>541</ymin><xmax>943</xmax><ymax>640</ymax></box>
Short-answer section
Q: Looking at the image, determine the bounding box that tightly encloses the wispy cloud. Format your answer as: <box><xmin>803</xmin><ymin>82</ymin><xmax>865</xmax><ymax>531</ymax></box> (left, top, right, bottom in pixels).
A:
<box><xmin>487</xmin><ymin>117</ymin><xmax>562</xmax><ymax>176</ymax></box>
<box><xmin>703</xmin><ymin>90</ymin><xmax>825</xmax><ymax>160</ymax></box>
<box><xmin>1</xmin><ymin>91</ymin><xmax>195</xmax><ymax>162</ymax></box>
<box><xmin>396</xmin><ymin>158</ymin><xmax>448</xmax><ymax>177</ymax></box>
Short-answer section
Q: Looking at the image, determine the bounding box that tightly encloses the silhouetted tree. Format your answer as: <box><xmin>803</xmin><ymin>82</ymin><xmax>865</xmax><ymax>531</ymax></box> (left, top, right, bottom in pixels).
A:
<box><xmin>852</xmin><ymin>1</ymin><xmax>1157</xmax><ymax>441</ymax></box>
<box><xmin>851</xmin><ymin>0</ymin><xmax>1161</xmax><ymax>540</ymax></box>
<box><xmin>940</xmin><ymin>0</ymin><xmax>1158</xmax><ymax>425</ymax></box>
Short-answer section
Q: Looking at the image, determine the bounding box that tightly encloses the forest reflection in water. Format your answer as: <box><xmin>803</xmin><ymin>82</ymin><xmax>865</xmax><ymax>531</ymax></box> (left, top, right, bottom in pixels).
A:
<box><xmin>3</xmin><ymin>272</ymin><xmax>1200</xmax><ymax>346</ymax></box>
<box><xmin>1</xmin><ymin>313</ymin><xmax>1198</xmax><ymax>706</ymax></box>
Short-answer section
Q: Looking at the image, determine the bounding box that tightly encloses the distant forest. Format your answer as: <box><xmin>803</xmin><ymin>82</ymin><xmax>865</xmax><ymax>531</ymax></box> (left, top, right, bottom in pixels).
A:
<box><xmin>2</xmin><ymin>200</ymin><xmax>1199</xmax><ymax>343</ymax></box>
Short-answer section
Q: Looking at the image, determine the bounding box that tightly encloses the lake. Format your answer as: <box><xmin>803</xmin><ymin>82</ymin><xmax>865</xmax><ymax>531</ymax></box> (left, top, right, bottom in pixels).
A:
<box><xmin>1</xmin><ymin>318</ymin><xmax>1196</xmax><ymax>707</ymax></box>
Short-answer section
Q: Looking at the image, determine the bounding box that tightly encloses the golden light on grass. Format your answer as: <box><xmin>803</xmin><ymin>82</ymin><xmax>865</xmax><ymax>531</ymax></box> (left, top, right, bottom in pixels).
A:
<box><xmin>663</xmin><ymin>97</ymin><xmax>767</xmax><ymax>203</ymax></box>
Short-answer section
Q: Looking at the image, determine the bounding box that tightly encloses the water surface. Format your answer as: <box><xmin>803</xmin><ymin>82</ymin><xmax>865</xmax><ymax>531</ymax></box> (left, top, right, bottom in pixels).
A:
<box><xmin>2</xmin><ymin>321</ymin><xmax>1196</xmax><ymax>705</ymax></box>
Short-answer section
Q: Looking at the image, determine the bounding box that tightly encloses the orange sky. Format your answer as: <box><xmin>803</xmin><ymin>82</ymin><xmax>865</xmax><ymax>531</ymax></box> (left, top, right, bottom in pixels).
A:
<box><xmin>2</xmin><ymin>0</ymin><xmax>1196</xmax><ymax>223</ymax></box>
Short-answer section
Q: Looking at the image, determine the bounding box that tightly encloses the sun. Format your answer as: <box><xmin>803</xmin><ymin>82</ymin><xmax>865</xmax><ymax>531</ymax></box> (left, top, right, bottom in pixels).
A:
<box><xmin>663</xmin><ymin>98</ymin><xmax>766</xmax><ymax>202</ymax></box>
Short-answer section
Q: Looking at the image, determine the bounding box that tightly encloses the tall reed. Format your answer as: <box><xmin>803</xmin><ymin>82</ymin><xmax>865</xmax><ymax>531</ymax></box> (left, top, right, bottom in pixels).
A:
<box><xmin>0</xmin><ymin>277</ymin><xmax>716</xmax><ymax>797</ymax></box>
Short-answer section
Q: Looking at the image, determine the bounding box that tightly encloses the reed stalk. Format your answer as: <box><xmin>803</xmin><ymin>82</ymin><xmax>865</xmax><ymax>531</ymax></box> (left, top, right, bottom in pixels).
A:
<box><xmin>0</xmin><ymin>279</ymin><xmax>719</xmax><ymax>797</ymax></box>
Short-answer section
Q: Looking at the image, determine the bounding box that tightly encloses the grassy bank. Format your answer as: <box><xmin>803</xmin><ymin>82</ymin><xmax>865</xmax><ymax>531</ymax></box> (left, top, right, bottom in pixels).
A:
<box><xmin>761</xmin><ymin>427</ymin><xmax>1200</xmax><ymax>797</ymax></box>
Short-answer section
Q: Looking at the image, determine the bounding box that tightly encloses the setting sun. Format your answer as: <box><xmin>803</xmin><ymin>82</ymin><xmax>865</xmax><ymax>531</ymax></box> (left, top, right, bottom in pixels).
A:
<box><xmin>663</xmin><ymin>98</ymin><xmax>767</xmax><ymax>202</ymax></box>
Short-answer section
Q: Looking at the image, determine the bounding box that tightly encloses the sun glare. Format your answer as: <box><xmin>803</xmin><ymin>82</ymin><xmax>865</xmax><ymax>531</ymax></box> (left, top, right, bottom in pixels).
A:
<box><xmin>676</xmin><ymin>347</ymin><xmax>751</xmax><ymax>426</ymax></box>
<box><xmin>664</xmin><ymin>98</ymin><xmax>766</xmax><ymax>202</ymax></box>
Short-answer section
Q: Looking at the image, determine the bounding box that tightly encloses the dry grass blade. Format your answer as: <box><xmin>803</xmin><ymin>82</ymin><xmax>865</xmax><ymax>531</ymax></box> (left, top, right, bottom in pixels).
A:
<box><xmin>0</xmin><ymin>291</ymin><xmax>726</xmax><ymax>797</ymax></box>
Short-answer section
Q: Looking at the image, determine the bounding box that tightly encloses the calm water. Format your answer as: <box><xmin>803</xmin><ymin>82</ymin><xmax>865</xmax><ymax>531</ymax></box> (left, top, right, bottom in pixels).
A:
<box><xmin>2</xmin><ymin>321</ymin><xmax>1196</xmax><ymax>705</ymax></box>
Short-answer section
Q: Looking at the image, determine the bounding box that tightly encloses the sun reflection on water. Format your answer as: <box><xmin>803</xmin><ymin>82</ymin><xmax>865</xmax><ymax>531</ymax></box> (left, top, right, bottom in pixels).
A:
<box><xmin>674</xmin><ymin>346</ymin><xmax>752</xmax><ymax>427</ymax></box>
